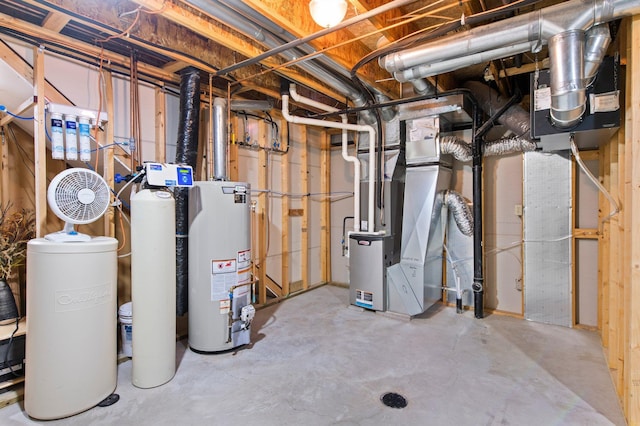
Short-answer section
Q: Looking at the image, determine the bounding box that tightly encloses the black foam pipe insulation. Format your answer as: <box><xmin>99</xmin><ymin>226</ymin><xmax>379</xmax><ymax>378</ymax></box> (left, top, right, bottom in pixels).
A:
<box><xmin>175</xmin><ymin>67</ymin><xmax>201</xmax><ymax>316</ymax></box>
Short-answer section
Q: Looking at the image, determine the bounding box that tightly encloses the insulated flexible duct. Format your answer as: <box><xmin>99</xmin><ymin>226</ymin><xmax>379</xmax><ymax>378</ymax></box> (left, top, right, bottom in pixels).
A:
<box><xmin>175</xmin><ymin>68</ymin><xmax>201</xmax><ymax>316</ymax></box>
<box><xmin>484</xmin><ymin>137</ymin><xmax>537</xmax><ymax>156</ymax></box>
<box><xmin>464</xmin><ymin>81</ymin><xmax>532</xmax><ymax>141</ymax></box>
<box><xmin>440</xmin><ymin>136</ymin><xmax>472</xmax><ymax>162</ymax></box>
<box><xmin>444</xmin><ymin>190</ymin><xmax>474</xmax><ymax>237</ymax></box>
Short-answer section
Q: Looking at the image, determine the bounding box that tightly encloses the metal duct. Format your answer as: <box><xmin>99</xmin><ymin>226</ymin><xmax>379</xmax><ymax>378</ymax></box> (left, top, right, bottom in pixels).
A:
<box><xmin>445</xmin><ymin>190</ymin><xmax>474</xmax><ymax>237</ymax></box>
<box><xmin>381</xmin><ymin>0</ymin><xmax>640</xmax><ymax>114</ymax></box>
<box><xmin>584</xmin><ymin>24</ymin><xmax>612</xmax><ymax>86</ymax></box>
<box><xmin>213</xmin><ymin>98</ymin><xmax>227</xmax><ymax>181</ymax></box>
<box><xmin>548</xmin><ymin>30</ymin><xmax>586</xmax><ymax>128</ymax></box>
<box><xmin>174</xmin><ymin>68</ymin><xmax>201</xmax><ymax>316</ymax></box>
<box><xmin>440</xmin><ymin>136</ymin><xmax>472</xmax><ymax>162</ymax></box>
<box><xmin>411</xmin><ymin>78</ymin><xmax>436</xmax><ymax>96</ymax></box>
<box><xmin>182</xmin><ymin>0</ymin><xmax>378</xmax><ymax>124</ymax></box>
<box><xmin>464</xmin><ymin>81</ymin><xmax>533</xmax><ymax>141</ymax></box>
<box><xmin>440</xmin><ymin>134</ymin><xmax>535</xmax><ymax>160</ymax></box>
<box><xmin>374</xmin><ymin>92</ymin><xmax>397</xmax><ymax>122</ymax></box>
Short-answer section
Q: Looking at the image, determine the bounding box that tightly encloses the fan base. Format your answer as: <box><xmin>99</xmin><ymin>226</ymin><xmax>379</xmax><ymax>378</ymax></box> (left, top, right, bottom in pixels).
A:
<box><xmin>45</xmin><ymin>231</ymin><xmax>92</xmax><ymax>243</ymax></box>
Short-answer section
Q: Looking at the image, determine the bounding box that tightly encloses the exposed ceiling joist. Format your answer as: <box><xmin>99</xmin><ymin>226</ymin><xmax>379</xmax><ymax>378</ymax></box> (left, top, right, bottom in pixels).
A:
<box><xmin>41</xmin><ymin>10</ymin><xmax>70</xmax><ymax>33</ymax></box>
<box><xmin>241</xmin><ymin>0</ymin><xmax>398</xmax><ymax>98</ymax></box>
<box><xmin>0</xmin><ymin>11</ymin><xmax>179</xmax><ymax>83</ymax></box>
<box><xmin>131</xmin><ymin>0</ymin><xmax>348</xmax><ymax>102</ymax></box>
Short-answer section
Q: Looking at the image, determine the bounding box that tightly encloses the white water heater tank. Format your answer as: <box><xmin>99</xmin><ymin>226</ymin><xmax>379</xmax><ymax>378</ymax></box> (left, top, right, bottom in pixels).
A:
<box><xmin>130</xmin><ymin>188</ymin><xmax>176</xmax><ymax>388</ymax></box>
<box><xmin>25</xmin><ymin>237</ymin><xmax>117</xmax><ymax>420</ymax></box>
<box><xmin>188</xmin><ymin>181</ymin><xmax>252</xmax><ymax>352</ymax></box>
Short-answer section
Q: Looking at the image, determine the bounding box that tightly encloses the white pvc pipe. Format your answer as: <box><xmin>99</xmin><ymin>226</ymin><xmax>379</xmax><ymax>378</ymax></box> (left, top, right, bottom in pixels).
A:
<box><xmin>284</xmin><ymin>85</ymin><xmax>377</xmax><ymax>234</ymax></box>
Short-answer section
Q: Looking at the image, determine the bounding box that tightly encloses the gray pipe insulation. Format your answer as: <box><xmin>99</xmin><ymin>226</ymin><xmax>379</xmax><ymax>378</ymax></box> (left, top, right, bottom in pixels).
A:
<box><xmin>175</xmin><ymin>68</ymin><xmax>201</xmax><ymax>316</ymax></box>
<box><xmin>464</xmin><ymin>80</ymin><xmax>533</xmax><ymax>142</ymax></box>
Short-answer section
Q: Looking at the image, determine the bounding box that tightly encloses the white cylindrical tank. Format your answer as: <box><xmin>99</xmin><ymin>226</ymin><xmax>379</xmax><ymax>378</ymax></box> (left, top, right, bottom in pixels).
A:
<box><xmin>131</xmin><ymin>188</ymin><xmax>176</xmax><ymax>388</ymax></box>
<box><xmin>189</xmin><ymin>181</ymin><xmax>252</xmax><ymax>352</ymax></box>
<box><xmin>25</xmin><ymin>237</ymin><xmax>117</xmax><ymax>420</ymax></box>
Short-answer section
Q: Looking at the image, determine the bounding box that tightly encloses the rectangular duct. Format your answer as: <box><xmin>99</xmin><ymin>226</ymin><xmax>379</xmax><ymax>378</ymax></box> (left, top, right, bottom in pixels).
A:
<box><xmin>523</xmin><ymin>151</ymin><xmax>572</xmax><ymax>327</ymax></box>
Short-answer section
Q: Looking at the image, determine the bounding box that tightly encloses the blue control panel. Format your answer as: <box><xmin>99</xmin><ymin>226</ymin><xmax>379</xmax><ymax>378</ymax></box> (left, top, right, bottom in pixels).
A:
<box><xmin>145</xmin><ymin>163</ymin><xmax>194</xmax><ymax>187</ymax></box>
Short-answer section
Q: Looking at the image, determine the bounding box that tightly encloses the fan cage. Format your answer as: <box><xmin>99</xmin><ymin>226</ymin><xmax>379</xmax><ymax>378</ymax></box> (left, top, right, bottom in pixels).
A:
<box><xmin>49</xmin><ymin>169</ymin><xmax>111</xmax><ymax>224</ymax></box>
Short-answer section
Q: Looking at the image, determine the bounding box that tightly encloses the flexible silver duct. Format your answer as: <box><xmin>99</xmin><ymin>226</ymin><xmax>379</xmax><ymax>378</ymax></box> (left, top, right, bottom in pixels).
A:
<box><xmin>213</xmin><ymin>98</ymin><xmax>227</xmax><ymax>180</ymax></box>
<box><xmin>484</xmin><ymin>137</ymin><xmax>537</xmax><ymax>156</ymax></box>
<box><xmin>464</xmin><ymin>81</ymin><xmax>533</xmax><ymax>142</ymax></box>
<box><xmin>440</xmin><ymin>136</ymin><xmax>473</xmax><ymax>162</ymax></box>
<box><xmin>440</xmin><ymin>134</ymin><xmax>535</xmax><ymax>161</ymax></box>
<box><xmin>445</xmin><ymin>190</ymin><xmax>474</xmax><ymax>237</ymax></box>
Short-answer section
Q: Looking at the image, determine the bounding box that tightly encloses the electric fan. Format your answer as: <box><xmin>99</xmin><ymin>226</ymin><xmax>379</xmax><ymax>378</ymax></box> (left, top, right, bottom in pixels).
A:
<box><xmin>45</xmin><ymin>168</ymin><xmax>111</xmax><ymax>242</ymax></box>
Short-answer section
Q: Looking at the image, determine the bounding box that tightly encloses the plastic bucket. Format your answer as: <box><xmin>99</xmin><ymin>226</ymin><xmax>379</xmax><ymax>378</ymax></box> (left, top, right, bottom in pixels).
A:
<box><xmin>118</xmin><ymin>302</ymin><xmax>132</xmax><ymax>357</ymax></box>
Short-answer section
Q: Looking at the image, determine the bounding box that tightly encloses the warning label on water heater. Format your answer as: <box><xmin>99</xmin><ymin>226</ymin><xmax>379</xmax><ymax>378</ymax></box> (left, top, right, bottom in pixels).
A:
<box><xmin>211</xmin><ymin>259</ymin><xmax>238</xmax><ymax>301</ymax></box>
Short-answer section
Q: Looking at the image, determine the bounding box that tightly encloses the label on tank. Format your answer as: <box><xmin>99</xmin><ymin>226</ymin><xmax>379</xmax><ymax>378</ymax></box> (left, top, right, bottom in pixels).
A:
<box><xmin>238</xmin><ymin>249</ymin><xmax>251</xmax><ymax>269</ymax></box>
<box><xmin>219</xmin><ymin>299</ymin><xmax>230</xmax><ymax>314</ymax></box>
<box><xmin>211</xmin><ymin>259</ymin><xmax>238</xmax><ymax>301</ymax></box>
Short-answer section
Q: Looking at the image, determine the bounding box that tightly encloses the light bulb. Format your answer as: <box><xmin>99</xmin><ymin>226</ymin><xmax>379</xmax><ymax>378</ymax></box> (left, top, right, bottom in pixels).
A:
<box><xmin>309</xmin><ymin>0</ymin><xmax>348</xmax><ymax>29</ymax></box>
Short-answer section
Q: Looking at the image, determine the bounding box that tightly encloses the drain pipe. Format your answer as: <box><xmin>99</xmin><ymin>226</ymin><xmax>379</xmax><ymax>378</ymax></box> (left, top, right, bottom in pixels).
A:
<box><xmin>174</xmin><ymin>67</ymin><xmax>201</xmax><ymax>316</ymax></box>
<box><xmin>284</xmin><ymin>82</ymin><xmax>360</xmax><ymax>232</ymax></box>
<box><xmin>285</xmin><ymin>82</ymin><xmax>377</xmax><ymax>233</ymax></box>
<box><xmin>471</xmin><ymin>107</ymin><xmax>484</xmax><ymax>319</ymax></box>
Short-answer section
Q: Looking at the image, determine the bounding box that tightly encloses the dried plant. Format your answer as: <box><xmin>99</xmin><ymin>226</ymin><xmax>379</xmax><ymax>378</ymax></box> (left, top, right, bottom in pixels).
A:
<box><xmin>0</xmin><ymin>204</ymin><xmax>35</xmax><ymax>280</ymax></box>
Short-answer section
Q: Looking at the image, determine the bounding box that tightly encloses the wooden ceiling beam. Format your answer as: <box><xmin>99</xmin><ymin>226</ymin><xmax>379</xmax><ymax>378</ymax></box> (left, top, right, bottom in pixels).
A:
<box><xmin>350</xmin><ymin>0</ymin><xmax>410</xmax><ymax>44</ymax></box>
<box><xmin>241</xmin><ymin>0</ymin><xmax>398</xmax><ymax>98</ymax></box>
<box><xmin>41</xmin><ymin>10</ymin><xmax>71</xmax><ymax>33</ymax></box>
<box><xmin>130</xmin><ymin>0</ymin><xmax>347</xmax><ymax>102</ymax></box>
<box><xmin>19</xmin><ymin>0</ymin><xmax>344</xmax><ymax>103</ymax></box>
<box><xmin>0</xmin><ymin>11</ymin><xmax>179</xmax><ymax>83</ymax></box>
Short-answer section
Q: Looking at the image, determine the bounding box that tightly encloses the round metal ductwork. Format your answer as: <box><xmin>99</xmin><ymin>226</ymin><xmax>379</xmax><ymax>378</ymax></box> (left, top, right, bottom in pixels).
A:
<box><xmin>548</xmin><ymin>29</ymin><xmax>586</xmax><ymax>128</ymax></box>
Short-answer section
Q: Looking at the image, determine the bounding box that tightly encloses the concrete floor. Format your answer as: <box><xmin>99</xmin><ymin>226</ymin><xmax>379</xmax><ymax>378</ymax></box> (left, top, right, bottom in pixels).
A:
<box><xmin>0</xmin><ymin>285</ymin><xmax>626</xmax><ymax>425</ymax></box>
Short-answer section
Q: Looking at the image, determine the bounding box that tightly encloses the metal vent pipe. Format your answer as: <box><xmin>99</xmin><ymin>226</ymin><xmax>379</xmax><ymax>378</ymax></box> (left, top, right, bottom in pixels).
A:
<box><xmin>381</xmin><ymin>0</ymin><xmax>637</xmax><ymax>75</ymax></box>
<box><xmin>212</xmin><ymin>98</ymin><xmax>227</xmax><ymax>180</ymax></box>
<box><xmin>548</xmin><ymin>30</ymin><xmax>586</xmax><ymax>128</ymax></box>
<box><xmin>381</xmin><ymin>0</ymin><xmax>639</xmax><ymax>126</ymax></box>
<box><xmin>584</xmin><ymin>24</ymin><xmax>612</xmax><ymax>86</ymax></box>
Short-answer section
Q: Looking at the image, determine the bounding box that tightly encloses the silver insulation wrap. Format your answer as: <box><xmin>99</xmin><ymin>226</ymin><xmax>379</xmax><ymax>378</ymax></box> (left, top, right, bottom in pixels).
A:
<box><xmin>483</xmin><ymin>137</ymin><xmax>537</xmax><ymax>157</ymax></box>
<box><xmin>445</xmin><ymin>190</ymin><xmax>474</xmax><ymax>237</ymax></box>
<box><xmin>440</xmin><ymin>135</ymin><xmax>472</xmax><ymax>162</ymax></box>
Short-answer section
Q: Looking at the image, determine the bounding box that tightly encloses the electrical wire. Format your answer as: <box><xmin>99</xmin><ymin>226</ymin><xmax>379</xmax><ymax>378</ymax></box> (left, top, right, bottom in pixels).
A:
<box><xmin>570</xmin><ymin>135</ymin><xmax>619</xmax><ymax>223</ymax></box>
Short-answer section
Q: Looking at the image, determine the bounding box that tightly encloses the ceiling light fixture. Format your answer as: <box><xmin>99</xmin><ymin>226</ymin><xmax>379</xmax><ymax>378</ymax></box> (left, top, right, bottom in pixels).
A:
<box><xmin>309</xmin><ymin>0</ymin><xmax>348</xmax><ymax>29</ymax></box>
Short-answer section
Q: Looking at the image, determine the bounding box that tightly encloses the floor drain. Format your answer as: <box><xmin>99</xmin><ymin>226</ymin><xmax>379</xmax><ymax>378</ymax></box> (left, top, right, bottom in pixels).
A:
<box><xmin>381</xmin><ymin>392</ymin><xmax>407</xmax><ymax>409</ymax></box>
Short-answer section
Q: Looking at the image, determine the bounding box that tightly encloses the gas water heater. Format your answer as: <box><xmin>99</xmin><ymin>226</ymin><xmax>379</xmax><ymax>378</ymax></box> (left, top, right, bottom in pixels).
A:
<box><xmin>188</xmin><ymin>181</ymin><xmax>255</xmax><ymax>352</ymax></box>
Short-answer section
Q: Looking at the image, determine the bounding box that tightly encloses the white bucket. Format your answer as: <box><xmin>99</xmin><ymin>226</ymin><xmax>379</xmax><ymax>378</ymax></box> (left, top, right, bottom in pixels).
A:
<box><xmin>118</xmin><ymin>302</ymin><xmax>132</xmax><ymax>357</ymax></box>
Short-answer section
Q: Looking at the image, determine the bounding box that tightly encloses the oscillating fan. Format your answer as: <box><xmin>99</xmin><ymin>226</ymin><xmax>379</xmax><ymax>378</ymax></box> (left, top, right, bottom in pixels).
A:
<box><xmin>45</xmin><ymin>168</ymin><xmax>111</xmax><ymax>242</ymax></box>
